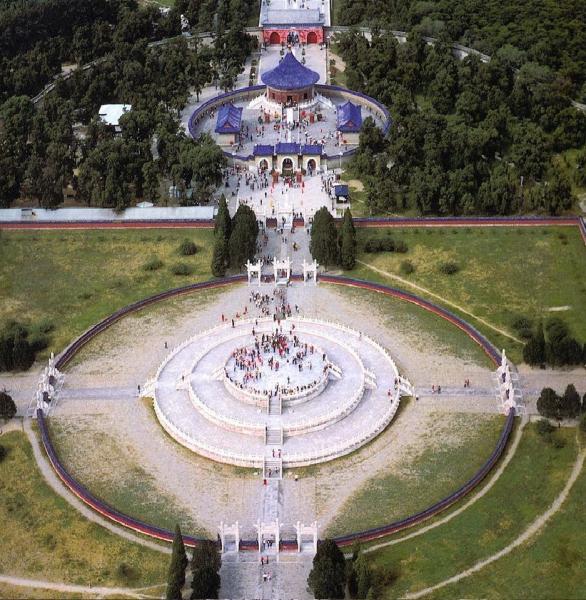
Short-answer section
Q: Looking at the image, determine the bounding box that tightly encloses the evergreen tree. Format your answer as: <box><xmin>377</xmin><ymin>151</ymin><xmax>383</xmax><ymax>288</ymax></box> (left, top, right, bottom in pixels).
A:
<box><xmin>354</xmin><ymin>553</ymin><xmax>373</xmax><ymax>598</ymax></box>
<box><xmin>211</xmin><ymin>234</ymin><xmax>229</xmax><ymax>277</ymax></box>
<box><xmin>0</xmin><ymin>391</ymin><xmax>17</xmax><ymax>421</ymax></box>
<box><xmin>523</xmin><ymin>322</ymin><xmax>546</xmax><ymax>365</ymax></box>
<box><xmin>214</xmin><ymin>195</ymin><xmax>231</xmax><ymax>240</ymax></box>
<box><xmin>191</xmin><ymin>540</ymin><xmax>221</xmax><ymax>600</ymax></box>
<box><xmin>12</xmin><ymin>334</ymin><xmax>34</xmax><ymax>371</ymax></box>
<box><xmin>561</xmin><ymin>384</ymin><xmax>581</xmax><ymax>419</ymax></box>
<box><xmin>536</xmin><ymin>387</ymin><xmax>560</xmax><ymax>420</ymax></box>
<box><xmin>166</xmin><ymin>524</ymin><xmax>188</xmax><ymax>600</ymax></box>
<box><xmin>339</xmin><ymin>207</ymin><xmax>357</xmax><ymax>270</ymax></box>
<box><xmin>307</xmin><ymin>539</ymin><xmax>346</xmax><ymax>599</ymax></box>
<box><xmin>229</xmin><ymin>204</ymin><xmax>258</xmax><ymax>269</ymax></box>
<box><xmin>310</xmin><ymin>207</ymin><xmax>338</xmax><ymax>267</ymax></box>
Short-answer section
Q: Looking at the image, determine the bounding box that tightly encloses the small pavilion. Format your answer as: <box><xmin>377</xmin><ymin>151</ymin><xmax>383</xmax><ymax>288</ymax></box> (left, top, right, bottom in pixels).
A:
<box><xmin>215</xmin><ymin>103</ymin><xmax>243</xmax><ymax>146</ymax></box>
<box><xmin>337</xmin><ymin>101</ymin><xmax>362</xmax><ymax>145</ymax></box>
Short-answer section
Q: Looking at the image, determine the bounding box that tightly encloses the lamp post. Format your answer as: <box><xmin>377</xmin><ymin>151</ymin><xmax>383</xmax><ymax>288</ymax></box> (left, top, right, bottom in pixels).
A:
<box><xmin>339</xmin><ymin>150</ymin><xmax>343</xmax><ymax>171</ymax></box>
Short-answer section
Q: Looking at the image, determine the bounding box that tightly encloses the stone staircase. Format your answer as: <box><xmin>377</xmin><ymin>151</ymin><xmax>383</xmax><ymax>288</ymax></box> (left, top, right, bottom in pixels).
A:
<box><xmin>268</xmin><ymin>395</ymin><xmax>282</xmax><ymax>415</ymax></box>
<box><xmin>265</xmin><ymin>427</ymin><xmax>283</xmax><ymax>445</ymax></box>
<box><xmin>263</xmin><ymin>456</ymin><xmax>283</xmax><ymax>480</ymax></box>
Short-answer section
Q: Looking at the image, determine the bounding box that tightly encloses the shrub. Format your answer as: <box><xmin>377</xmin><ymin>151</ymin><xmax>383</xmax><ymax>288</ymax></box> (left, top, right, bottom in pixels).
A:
<box><xmin>117</xmin><ymin>562</ymin><xmax>138</xmax><ymax>582</ymax></box>
<box><xmin>142</xmin><ymin>256</ymin><xmax>163</xmax><ymax>271</ymax></box>
<box><xmin>0</xmin><ymin>444</ymin><xmax>6</xmax><ymax>462</ymax></box>
<box><xmin>395</xmin><ymin>240</ymin><xmax>408</xmax><ymax>253</ymax></box>
<box><xmin>438</xmin><ymin>261</ymin><xmax>460</xmax><ymax>275</ymax></box>
<box><xmin>580</xmin><ymin>413</ymin><xmax>586</xmax><ymax>434</ymax></box>
<box><xmin>171</xmin><ymin>263</ymin><xmax>193</xmax><ymax>276</ymax></box>
<box><xmin>400</xmin><ymin>260</ymin><xmax>415</xmax><ymax>275</ymax></box>
<box><xmin>178</xmin><ymin>240</ymin><xmax>197</xmax><ymax>256</ymax></box>
<box><xmin>0</xmin><ymin>391</ymin><xmax>17</xmax><ymax>420</ymax></box>
<box><xmin>536</xmin><ymin>418</ymin><xmax>555</xmax><ymax>436</ymax></box>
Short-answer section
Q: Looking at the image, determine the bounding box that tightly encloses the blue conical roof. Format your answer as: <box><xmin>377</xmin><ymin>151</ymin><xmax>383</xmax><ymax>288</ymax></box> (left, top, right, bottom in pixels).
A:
<box><xmin>261</xmin><ymin>52</ymin><xmax>320</xmax><ymax>91</ymax></box>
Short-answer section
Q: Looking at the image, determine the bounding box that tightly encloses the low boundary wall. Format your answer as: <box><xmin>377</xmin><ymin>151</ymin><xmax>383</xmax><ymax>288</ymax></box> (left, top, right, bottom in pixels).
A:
<box><xmin>38</xmin><ymin>275</ymin><xmax>515</xmax><ymax>549</ymax></box>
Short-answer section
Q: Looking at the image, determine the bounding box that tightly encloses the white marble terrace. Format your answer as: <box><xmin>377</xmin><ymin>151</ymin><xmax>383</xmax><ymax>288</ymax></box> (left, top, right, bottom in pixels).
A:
<box><xmin>152</xmin><ymin>316</ymin><xmax>411</xmax><ymax>469</ymax></box>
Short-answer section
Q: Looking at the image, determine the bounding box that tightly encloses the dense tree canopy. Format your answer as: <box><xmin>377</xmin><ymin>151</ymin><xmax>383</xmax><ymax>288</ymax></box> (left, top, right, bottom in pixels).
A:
<box><xmin>337</xmin><ymin>28</ymin><xmax>584</xmax><ymax>217</ymax></box>
<box><xmin>336</xmin><ymin>0</ymin><xmax>586</xmax><ymax>95</ymax></box>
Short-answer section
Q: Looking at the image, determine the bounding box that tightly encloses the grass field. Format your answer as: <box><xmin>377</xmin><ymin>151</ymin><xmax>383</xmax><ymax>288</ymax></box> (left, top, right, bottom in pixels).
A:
<box><xmin>428</xmin><ymin>440</ymin><xmax>586</xmax><ymax>599</ymax></box>
<box><xmin>0</xmin><ymin>228</ymin><xmax>214</xmax><ymax>355</ymax></box>
<box><xmin>0</xmin><ymin>431</ymin><xmax>167</xmax><ymax>587</ymax></box>
<box><xmin>325</xmin><ymin>413</ymin><xmax>505</xmax><ymax>537</ymax></box>
<box><xmin>47</xmin><ymin>417</ymin><xmax>205</xmax><ymax>536</ymax></box>
<box><xmin>352</xmin><ymin>226</ymin><xmax>586</xmax><ymax>362</ymax></box>
<box><xmin>368</xmin><ymin>424</ymin><xmax>580</xmax><ymax>597</ymax></box>
<box><xmin>334</xmin><ymin>285</ymin><xmax>494</xmax><ymax>367</ymax></box>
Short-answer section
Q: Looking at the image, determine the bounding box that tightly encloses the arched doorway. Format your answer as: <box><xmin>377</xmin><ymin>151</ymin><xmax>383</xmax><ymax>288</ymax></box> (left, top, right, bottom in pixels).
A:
<box><xmin>307</xmin><ymin>31</ymin><xmax>318</xmax><ymax>44</ymax></box>
<box><xmin>282</xmin><ymin>158</ymin><xmax>294</xmax><ymax>174</ymax></box>
<box><xmin>259</xmin><ymin>159</ymin><xmax>269</xmax><ymax>171</ymax></box>
<box><xmin>307</xmin><ymin>159</ymin><xmax>316</xmax><ymax>174</ymax></box>
<box><xmin>269</xmin><ymin>31</ymin><xmax>280</xmax><ymax>45</ymax></box>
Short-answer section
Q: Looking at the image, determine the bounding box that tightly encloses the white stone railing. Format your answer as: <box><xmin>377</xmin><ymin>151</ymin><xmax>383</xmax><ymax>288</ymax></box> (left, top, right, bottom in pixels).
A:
<box><xmin>153</xmin><ymin>394</ymin><xmax>264</xmax><ymax>467</ymax></box>
<box><xmin>283</xmin><ymin>387</ymin><xmax>402</xmax><ymax>467</ymax></box>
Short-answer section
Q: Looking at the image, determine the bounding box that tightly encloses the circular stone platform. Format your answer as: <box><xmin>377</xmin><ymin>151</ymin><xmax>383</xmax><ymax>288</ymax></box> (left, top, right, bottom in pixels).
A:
<box><xmin>224</xmin><ymin>333</ymin><xmax>330</xmax><ymax>403</ymax></box>
<box><xmin>152</xmin><ymin>316</ymin><xmax>407</xmax><ymax>468</ymax></box>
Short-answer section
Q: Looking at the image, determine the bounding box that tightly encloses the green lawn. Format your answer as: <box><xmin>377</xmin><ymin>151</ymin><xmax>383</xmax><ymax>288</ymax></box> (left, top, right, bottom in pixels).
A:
<box><xmin>333</xmin><ymin>285</ymin><xmax>494</xmax><ymax>367</ymax></box>
<box><xmin>428</xmin><ymin>440</ymin><xmax>586</xmax><ymax>599</ymax></box>
<box><xmin>47</xmin><ymin>416</ymin><xmax>205</xmax><ymax>536</ymax></box>
<box><xmin>325</xmin><ymin>413</ymin><xmax>505</xmax><ymax>537</ymax></box>
<box><xmin>352</xmin><ymin>226</ymin><xmax>586</xmax><ymax>363</ymax></box>
<box><xmin>368</xmin><ymin>424</ymin><xmax>579</xmax><ymax>598</ymax></box>
<box><xmin>0</xmin><ymin>431</ymin><xmax>167</xmax><ymax>587</ymax></box>
<box><xmin>0</xmin><ymin>228</ymin><xmax>214</xmax><ymax>355</ymax></box>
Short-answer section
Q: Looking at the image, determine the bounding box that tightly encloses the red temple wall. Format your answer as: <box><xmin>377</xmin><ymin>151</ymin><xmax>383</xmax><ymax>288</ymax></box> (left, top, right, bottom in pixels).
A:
<box><xmin>263</xmin><ymin>27</ymin><xmax>323</xmax><ymax>45</ymax></box>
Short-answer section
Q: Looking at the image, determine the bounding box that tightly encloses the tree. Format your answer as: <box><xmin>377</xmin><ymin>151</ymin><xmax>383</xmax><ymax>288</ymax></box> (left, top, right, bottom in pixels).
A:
<box><xmin>536</xmin><ymin>387</ymin><xmax>560</xmax><ymax>420</ymax></box>
<box><xmin>310</xmin><ymin>207</ymin><xmax>338</xmax><ymax>267</ymax></box>
<box><xmin>339</xmin><ymin>208</ymin><xmax>357</xmax><ymax>270</ymax></box>
<box><xmin>191</xmin><ymin>540</ymin><xmax>221</xmax><ymax>600</ymax></box>
<box><xmin>142</xmin><ymin>161</ymin><xmax>161</xmax><ymax>204</ymax></box>
<box><xmin>354</xmin><ymin>553</ymin><xmax>373</xmax><ymax>598</ymax></box>
<box><xmin>0</xmin><ymin>391</ymin><xmax>17</xmax><ymax>421</ymax></box>
<box><xmin>166</xmin><ymin>524</ymin><xmax>188</xmax><ymax>600</ymax></box>
<box><xmin>307</xmin><ymin>539</ymin><xmax>346</xmax><ymax>599</ymax></box>
<box><xmin>214</xmin><ymin>195</ymin><xmax>232</xmax><ymax>240</ymax></box>
<box><xmin>211</xmin><ymin>235</ymin><xmax>229</xmax><ymax>277</ymax></box>
<box><xmin>523</xmin><ymin>322</ymin><xmax>546</xmax><ymax>365</ymax></box>
<box><xmin>228</xmin><ymin>204</ymin><xmax>258</xmax><ymax>269</ymax></box>
<box><xmin>560</xmin><ymin>384</ymin><xmax>581</xmax><ymax>419</ymax></box>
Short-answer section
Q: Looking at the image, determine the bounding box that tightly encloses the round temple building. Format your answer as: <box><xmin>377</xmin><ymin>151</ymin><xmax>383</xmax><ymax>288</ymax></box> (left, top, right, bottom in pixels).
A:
<box><xmin>261</xmin><ymin>52</ymin><xmax>320</xmax><ymax>106</ymax></box>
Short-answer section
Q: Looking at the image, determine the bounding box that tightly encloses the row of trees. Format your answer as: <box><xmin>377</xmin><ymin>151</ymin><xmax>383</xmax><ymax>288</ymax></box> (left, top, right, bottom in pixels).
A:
<box><xmin>337</xmin><ymin>30</ymin><xmax>584</xmax><ymax>216</ymax></box>
<box><xmin>537</xmin><ymin>385</ymin><xmax>585</xmax><ymax>421</ymax></box>
<box><xmin>335</xmin><ymin>0</ymin><xmax>586</xmax><ymax>98</ymax></box>
<box><xmin>166</xmin><ymin>527</ymin><xmax>222</xmax><ymax>599</ymax></box>
<box><xmin>523</xmin><ymin>319</ymin><xmax>585</xmax><ymax>367</ymax></box>
<box><xmin>211</xmin><ymin>197</ymin><xmax>259</xmax><ymax>276</ymax></box>
<box><xmin>310</xmin><ymin>207</ymin><xmax>357</xmax><ymax>269</ymax></box>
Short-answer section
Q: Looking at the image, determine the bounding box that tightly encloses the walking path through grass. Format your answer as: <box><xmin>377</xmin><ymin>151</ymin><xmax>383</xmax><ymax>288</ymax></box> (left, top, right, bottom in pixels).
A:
<box><xmin>0</xmin><ymin>575</ymin><xmax>164</xmax><ymax>599</ymax></box>
<box><xmin>368</xmin><ymin>423</ymin><xmax>579</xmax><ymax>597</ymax></box>
<box><xmin>404</xmin><ymin>443</ymin><xmax>586</xmax><ymax>599</ymax></box>
<box><xmin>358</xmin><ymin>415</ymin><xmax>527</xmax><ymax>555</ymax></box>
<box><xmin>357</xmin><ymin>260</ymin><xmax>523</xmax><ymax>344</ymax></box>
<box><xmin>23</xmin><ymin>420</ymin><xmax>170</xmax><ymax>554</ymax></box>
